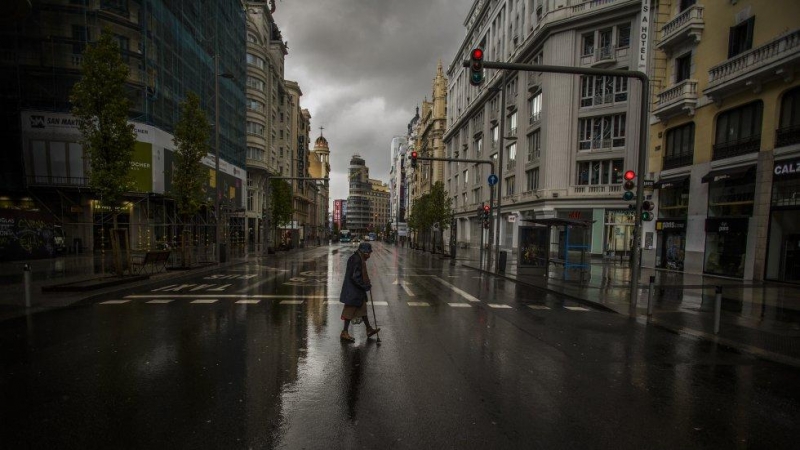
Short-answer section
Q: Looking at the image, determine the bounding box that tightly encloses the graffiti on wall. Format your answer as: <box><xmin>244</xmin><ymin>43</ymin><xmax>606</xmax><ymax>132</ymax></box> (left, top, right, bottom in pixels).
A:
<box><xmin>0</xmin><ymin>210</ymin><xmax>57</xmax><ymax>261</ymax></box>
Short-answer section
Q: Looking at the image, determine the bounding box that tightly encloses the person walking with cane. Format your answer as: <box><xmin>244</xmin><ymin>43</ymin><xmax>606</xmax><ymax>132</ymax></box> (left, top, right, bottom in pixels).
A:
<box><xmin>339</xmin><ymin>242</ymin><xmax>380</xmax><ymax>342</ymax></box>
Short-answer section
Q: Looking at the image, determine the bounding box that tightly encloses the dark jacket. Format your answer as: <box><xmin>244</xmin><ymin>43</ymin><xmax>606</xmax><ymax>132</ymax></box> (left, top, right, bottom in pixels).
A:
<box><xmin>339</xmin><ymin>251</ymin><xmax>370</xmax><ymax>306</ymax></box>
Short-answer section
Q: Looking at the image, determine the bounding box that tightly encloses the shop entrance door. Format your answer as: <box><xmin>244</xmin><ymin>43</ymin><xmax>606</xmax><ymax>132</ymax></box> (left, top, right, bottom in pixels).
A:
<box><xmin>783</xmin><ymin>234</ymin><xmax>800</xmax><ymax>282</ymax></box>
<box><xmin>660</xmin><ymin>231</ymin><xmax>685</xmax><ymax>271</ymax></box>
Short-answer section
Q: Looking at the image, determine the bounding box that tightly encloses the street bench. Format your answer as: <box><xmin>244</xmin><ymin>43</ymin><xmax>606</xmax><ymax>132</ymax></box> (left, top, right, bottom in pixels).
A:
<box><xmin>131</xmin><ymin>250</ymin><xmax>171</xmax><ymax>275</ymax></box>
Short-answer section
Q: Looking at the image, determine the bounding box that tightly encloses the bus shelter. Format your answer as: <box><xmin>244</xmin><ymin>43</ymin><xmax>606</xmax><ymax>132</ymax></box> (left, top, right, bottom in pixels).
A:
<box><xmin>518</xmin><ymin>218</ymin><xmax>593</xmax><ymax>281</ymax></box>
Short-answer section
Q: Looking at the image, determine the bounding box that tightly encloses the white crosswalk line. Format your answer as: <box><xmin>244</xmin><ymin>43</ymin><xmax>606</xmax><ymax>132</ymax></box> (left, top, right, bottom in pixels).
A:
<box><xmin>280</xmin><ymin>300</ymin><xmax>304</xmax><ymax>305</ymax></box>
<box><xmin>448</xmin><ymin>303</ymin><xmax>472</xmax><ymax>308</ymax></box>
<box><xmin>488</xmin><ymin>303</ymin><xmax>512</xmax><ymax>309</ymax></box>
<box><xmin>407</xmin><ymin>302</ymin><xmax>431</xmax><ymax>307</ymax></box>
<box><xmin>99</xmin><ymin>300</ymin><xmax>129</xmax><ymax>305</ymax></box>
<box><xmin>235</xmin><ymin>300</ymin><xmax>260</xmax><ymax>304</ymax></box>
<box><xmin>146</xmin><ymin>300</ymin><xmax>174</xmax><ymax>304</ymax></box>
<box><xmin>371</xmin><ymin>301</ymin><xmax>389</xmax><ymax>306</ymax></box>
<box><xmin>432</xmin><ymin>277</ymin><xmax>481</xmax><ymax>302</ymax></box>
<box><xmin>527</xmin><ymin>305</ymin><xmax>551</xmax><ymax>310</ymax></box>
<box><xmin>190</xmin><ymin>299</ymin><xmax>218</xmax><ymax>304</ymax></box>
<box><xmin>564</xmin><ymin>306</ymin><xmax>591</xmax><ymax>311</ymax></box>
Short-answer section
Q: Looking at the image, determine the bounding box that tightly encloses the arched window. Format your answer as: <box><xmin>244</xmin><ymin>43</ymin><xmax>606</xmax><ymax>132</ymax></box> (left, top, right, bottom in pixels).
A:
<box><xmin>778</xmin><ymin>87</ymin><xmax>800</xmax><ymax>147</ymax></box>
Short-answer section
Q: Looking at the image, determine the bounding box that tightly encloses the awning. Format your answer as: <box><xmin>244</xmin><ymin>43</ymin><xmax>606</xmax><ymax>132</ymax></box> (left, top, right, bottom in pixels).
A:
<box><xmin>701</xmin><ymin>165</ymin><xmax>754</xmax><ymax>183</ymax></box>
<box><xmin>654</xmin><ymin>175</ymin><xmax>689</xmax><ymax>189</ymax></box>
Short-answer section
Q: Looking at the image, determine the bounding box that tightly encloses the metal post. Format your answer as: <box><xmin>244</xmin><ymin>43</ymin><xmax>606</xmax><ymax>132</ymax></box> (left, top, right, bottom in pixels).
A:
<box><xmin>494</xmin><ymin>70</ymin><xmax>507</xmax><ymax>273</ymax></box>
<box><xmin>23</xmin><ymin>264</ymin><xmax>32</xmax><ymax>309</ymax></box>
<box><xmin>479</xmin><ymin>217</ymin><xmax>485</xmax><ymax>270</ymax></box>
<box><xmin>714</xmin><ymin>286</ymin><xmax>722</xmax><ymax>335</ymax></box>
<box><xmin>629</xmin><ymin>76</ymin><xmax>650</xmax><ymax>316</ymax></box>
<box><xmin>214</xmin><ymin>54</ymin><xmax>221</xmax><ymax>263</ymax></box>
<box><xmin>647</xmin><ymin>275</ymin><xmax>655</xmax><ymax>316</ymax></box>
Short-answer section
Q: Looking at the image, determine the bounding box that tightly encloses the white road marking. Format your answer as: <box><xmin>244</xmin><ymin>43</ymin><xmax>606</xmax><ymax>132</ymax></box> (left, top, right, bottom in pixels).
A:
<box><xmin>280</xmin><ymin>300</ymin><xmax>304</xmax><ymax>305</ymax></box>
<box><xmin>431</xmin><ymin>277</ymin><xmax>481</xmax><ymax>302</ymax></box>
<box><xmin>235</xmin><ymin>300</ymin><xmax>260</xmax><ymax>304</ymax></box>
<box><xmin>371</xmin><ymin>301</ymin><xmax>389</xmax><ymax>306</ymax></box>
<box><xmin>190</xmin><ymin>299</ymin><xmax>218</xmax><ymax>304</ymax></box>
<box><xmin>527</xmin><ymin>305</ymin><xmax>551</xmax><ymax>310</ymax></box>
<box><xmin>407</xmin><ymin>302</ymin><xmax>431</xmax><ymax>307</ymax></box>
<box><xmin>146</xmin><ymin>300</ymin><xmax>174</xmax><ymax>304</ymax></box>
<box><xmin>448</xmin><ymin>303</ymin><xmax>472</xmax><ymax>308</ymax></box>
<box><xmin>324</xmin><ymin>301</ymin><xmax>340</xmax><ymax>305</ymax></box>
<box><xmin>565</xmin><ymin>306</ymin><xmax>591</xmax><ymax>311</ymax></box>
<box><xmin>392</xmin><ymin>278</ymin><xmax>417</xmax><ymax>297</ymax></box>
<box><xmin>99</xmin><ymin>300</ymin><xmax>130</xmax><ymax>305</ymax></box>
<box><xmin>488</xmin><ymin>303</ymin><xmax>512</xmax><ymax>309</ymax></box>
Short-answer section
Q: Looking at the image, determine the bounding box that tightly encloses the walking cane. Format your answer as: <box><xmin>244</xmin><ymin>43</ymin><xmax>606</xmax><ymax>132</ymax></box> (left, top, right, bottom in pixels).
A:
<box><xmin>368</xmin><ymin>290</ymin><xmax>381</xmax><ymax>344</ymax></box>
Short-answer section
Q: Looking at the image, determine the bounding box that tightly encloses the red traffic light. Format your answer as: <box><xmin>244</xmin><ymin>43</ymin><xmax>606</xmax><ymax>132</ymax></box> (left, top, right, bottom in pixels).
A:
<box><xmin>483</xmin><ymin>205</ymin><xmax>490</xmax><ymax>212</ymax></box>
<box><xmin>624</xmin><ymin>170</ymin><xmax>636</xmax><ymax>181</ymax></box>
<box><xmin>410</xmin><ymin>151</ymin><xmax>418</xmax><ymax>158</ymax></box>
<box><xmin>471</xmin><ymin>48</ymin><xmax>484</xmax><ymax>60</ymax></box>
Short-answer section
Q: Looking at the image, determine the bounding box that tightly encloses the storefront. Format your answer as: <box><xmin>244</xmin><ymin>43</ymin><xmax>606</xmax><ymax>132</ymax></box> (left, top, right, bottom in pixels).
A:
<box><xmin>766</xmin><ymin>157</ymin><xmax>800</xmax><ymax>283</ymax></box>
<box><xmin>655</xmin><ymin>175</ymin><xmax>689</xmax><ymax>271</ymax></box>
<box><xmin>702</xmin><ymin>165</ymin><xmax>755</xmax><ymax>278</ymax></box>
<box><xmin>604</xmin><ymin>209</ymin><xmax>636</xmax><ymax>258</ymax></box>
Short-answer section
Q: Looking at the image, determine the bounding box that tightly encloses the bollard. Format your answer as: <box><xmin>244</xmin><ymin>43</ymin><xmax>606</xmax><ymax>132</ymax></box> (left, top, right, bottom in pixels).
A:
<box><xmin>714</xmin><ymin>286</ymin><xmax>722</xmax><ymax>335</ymax></box>
<box><xmin>647</xmin><ymin>275</ymin><xmax>655</xmax><ymax>316</ymax></box>
<box><xmin>24</xmin><ymin>264</ymin><xmax>32</xmax><ymax>309</ymax></box>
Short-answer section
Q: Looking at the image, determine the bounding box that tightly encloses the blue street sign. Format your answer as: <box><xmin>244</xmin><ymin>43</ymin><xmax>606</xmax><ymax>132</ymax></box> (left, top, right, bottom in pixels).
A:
<box><xmin>488</xmin><ymin>174</ymin><xmax>498</xmax><ymax>186</ymax></box>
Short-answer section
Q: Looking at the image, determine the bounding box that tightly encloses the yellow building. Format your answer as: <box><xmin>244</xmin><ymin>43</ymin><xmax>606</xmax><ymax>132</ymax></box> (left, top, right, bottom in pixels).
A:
<box><xmin>308</xmin><ymin>131</ymin><xmax>331</xmax><ymax>240</ymax></box>
<box><xmin>648</xmin><ymin>0</ymin><xmax>800</xmax><ymax>281</ymax></box>
<box><xmin>410</xmin><ymin>62</ymin><xmax>448</xmax><ymax>206</ymax></box>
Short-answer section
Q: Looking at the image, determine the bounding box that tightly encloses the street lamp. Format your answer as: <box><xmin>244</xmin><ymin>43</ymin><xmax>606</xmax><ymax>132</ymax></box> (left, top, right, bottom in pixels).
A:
<box><xmin>215</xmin><ymin>54</ymin><xmax>234</xmax><ymax>263</ymax></box>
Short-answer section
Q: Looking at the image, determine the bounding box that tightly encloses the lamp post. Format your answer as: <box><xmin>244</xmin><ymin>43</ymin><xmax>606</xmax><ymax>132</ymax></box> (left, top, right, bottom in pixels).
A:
<box><xmin>214</xmin><ymin>54</ymin><xmax>234</xmax><ymax>262</ymax></box>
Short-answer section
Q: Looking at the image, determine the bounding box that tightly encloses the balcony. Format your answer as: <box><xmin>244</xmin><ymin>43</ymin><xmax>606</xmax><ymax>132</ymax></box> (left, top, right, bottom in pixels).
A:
<box><xmin>580</xmin><ymin>45</ymin><xmax>617</xmax><ymax>67</ymax></box>
<box><xmin>712</xmin><ymin>135</ymin><xmax>761</xmax><ymax>161</ymax></box>
<box><xmin>570</xmin><ymin>184</ymin><xmax>622</xmax><ymax>196</ymax></box>
<box><xmin>706</xmin><ymin>29</ymin><xmax>800</xmax><ymax>102</ymax></box>
<box><xmin>529</xmin><ymin>112</ymin><xmax>541</xmax><ymax>125</ymax></box>
<box><xmin>652</xmin><ymin>79</ymin><xmax>698</xmax><ymax>120</ymax></box>
<box><xmin>776</xmin><ymin>125</ymin><xmax>800</xmax><ymax>148</ymax></box>
<box><xmin>527</xmin><ymin>72</ymin><xmax>542</xmax><ymax>93</ymax></box>
<box><xmin>656</xmin><ymin>5</ymin><xmax>704</xmax><ymax>53</ymax></box>
<box><xmin>662</xmin><ymin>153</ymin><xmax>693</xmax><ymax>171</ymax></box>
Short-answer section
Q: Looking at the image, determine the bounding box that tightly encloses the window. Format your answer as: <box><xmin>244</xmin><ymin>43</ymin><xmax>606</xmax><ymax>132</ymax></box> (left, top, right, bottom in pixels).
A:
<box><xmin>247</xmin><ymin>146</ymin><xmax>264</xmax><ymax>161</ymax></box>
<box><xmin>491</xmin><ymin>125</ymin><xmax>499</xmax><ymax>147</ymax></box>
<box><xmin>617</xmin><ymin>24</ymin><xmax>631</xmax><ymax>48</ymax></box>
<box><xmin>529</xmin><ymin>92</ymin><xmax>542</xmax><ymax>123</ymax></box>
<box><xmin>578</xmin><ymin>114</ymin><xmax>626</xmax><ymax>150</ymax></box>
<box><xmin>576</xmin><ymin>159</ymin><xmax>623</xmax><ymax>185</ymax></box>
<box><xmin>71</xmin><ymin>25</ymin><xmax>89</xmax><ymax>54</ymax></box>
<box><xmin>582</xmin><ymin>33</ymin><xmax>594</xmax><ymax>56</ymax></box>
<box><xmin>527</xmin><ymin>130</ymin><xmax>541</xmax><ymax>161</ymax></box>
<box><xmin>473</xmin><ymin>188</ymin><xmax>482</xmax><ymax>204</ymax></box>
<box><xmin>598</xmin><ymin>29</ymin><xmax>613</xmax><ymax>58</ymax></box>
<box><xmin>509</xmin><ymin>112</ymin><xmax>517</xmax><ymax>135</ymax></box>
<box><xmin>680</xmin><ymin>0</ymin><xmax>697</xmax><ymax>11</ymax></box>
<box><xmin>676</xmin><ymin>53</ymin><xmax>691</xmax><ymax>83</ymax></box>
<box><xmin>463</xmin><ymin>192</ymin><xmax>468</xmax><ymax>205</ymax></box>
<box><xmin>525</xmin><ymin>168</ymin><xmax>539</xmax><ymax>191</ymax></box>
<box><xmin>246</xmin><ymin>121</ymin><xmax>265</xmax><ymax>136</ymax></box>
<box><xmin>506</xmin><ymin>176</ymin><xmax>515</xmax><ymax>196</ymax></box>
<box><xmin>247</xmin><ymin>33</ymin><xmax>258</xmax><ymax>44</ymax></box>
<box><xmin>247</xmin><ymin>77</ymin><xmax>265</xmax><ymax>91</ymax></box>
<box><xmin>664</xmin><ymin>123</ymin><xmax>694</xmax><ymax>169</ymax></box>
<box><xmin>246</xmin><ymin>53</ymin><xmax>266</xmax><ymax>69</ymax></box>
<box><xmin>507</xmin><ymin>143</ymin><xmax>517</xmax><ymax>170</ymax></box>
<box><xmin>475</xmin><ymin>137</ymin><xmax>483</xmax><ymax>156</ymax></box>
<box><xmin>580</xmin><ymin>75</ymin><xmax>627</xmax><ymax>107</ymax></box>
<box><xmin>464</xmin><ymin>170</ymin><xmax>469</xmax><ymax>187</ymax></box>
<box><xmin>714</xmin><ymin>101</ymin><xmax>763</xmax><ymax>160</ymax></box>
<box><xmin>777</xmin><ymin>87</ymin><xmax>800</xmax><ymax>147</ymax></box>
<box><xmin>247</xmin><ymin>98</ymin><xmax>265</xmax><ymax>113</ymax></box>
<box><xmin>728</xmin><ymin>17</ymin><xmax>755</xmax><ymax>58</ymax></box>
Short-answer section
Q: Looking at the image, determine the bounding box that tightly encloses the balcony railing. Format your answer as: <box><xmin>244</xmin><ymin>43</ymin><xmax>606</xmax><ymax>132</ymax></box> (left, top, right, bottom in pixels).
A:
<box><xmin>570</xmin><ymin>184</ymin><xmax>622</xmax><ymax>195</ymax></box>
<box><xmin>662</xmin><ymin>153</ymin><xmax>693</xmax><ymax>170</ymax></box>
<box><xmin>657</xmin><ymin>5</ymin><xmax>704</xmax><ymax>51</ymax></box>
<box><xmin>712</xmin><ymin>135</ymin><xmax>761</xmax><ymax>161</ymax></box>
<box><xmin>776</xmin><ymin>125</ymin><xmax>800</xmax><ymax>148</ymax></box>
<box><xmin>653</xmin><ymin>79</ymin><xmax>698</xmax><ymax>119</ymax></box>
<box><xmin>706</xmin><ymin>29</ymin><xmax>800</xmax><ymax>100</ymax></box>
<box><xmin>529</xmin><ymin>112</ymin><xmax>541</xmax><ymax>125</ymax></box>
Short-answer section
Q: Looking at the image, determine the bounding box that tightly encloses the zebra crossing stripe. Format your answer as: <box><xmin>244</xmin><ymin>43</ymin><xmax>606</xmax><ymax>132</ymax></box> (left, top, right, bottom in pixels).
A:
<box><xmin>371</xmin><ymin>301</ymin><xmax>389</xmax><ymax>306</ymax></box>
<box><xmin>527</xmin><ymin>305</ymin><xmax>551</xmax><ymax>310</ymax></box>
<box><xmin>564</xmin><ymin>306</ymin><xmax>591</xmax><ymax>311</ymax></box>
<box><xmin>280</xmin><ymin>300</ymin><xmax>304</xmax><ymax>305</ymax></box>
<box><xmin>146</xmin><ymin>300</ymin><xmax>174</xmax><ymax>304</ymax></box>
<box><xmin>448</xmin><ymin>303</ymin><xmax>472</xmax><ymax>308</ymax></box>
<box><xmin>236</xmin><ymin>300</ymin><xmax>260</xmax><ymax>304</ymax></box>
<box><xmin>99</xmin><ymin>300</ymin><xmax>130</xmax><ymax>305</ymax></box>
<box><xmin>488</xmin><ymin>303</ymin><xmax>512</xmax><ymax>309</ymax></box>
<box><xmin>407</xmin><ymin>302</ymin><xmax>431</xmax><ymax>307</ymax></box>
<box><xmin>190</xmin><ymin>299</ymin><xmax>218</xmax><ymax>304</ymax></box>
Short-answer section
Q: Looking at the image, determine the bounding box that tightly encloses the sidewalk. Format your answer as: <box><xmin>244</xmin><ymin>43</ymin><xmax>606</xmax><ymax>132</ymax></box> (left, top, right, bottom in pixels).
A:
<box><xmin>454</xmin><ymin>246</ymin><xmax>800</xmax><ymax>368</ymax></box>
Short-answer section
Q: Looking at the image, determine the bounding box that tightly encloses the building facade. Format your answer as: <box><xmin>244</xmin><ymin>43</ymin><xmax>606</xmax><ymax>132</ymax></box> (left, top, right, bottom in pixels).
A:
<box><xmin>648</xmin><ymin>0</ymin><xmax>800</xmax><ymax>282</ymax></box>
<box><xmin>444</xmin><ymin>0</ymin><xmax>645</xmax><ymax>256</ymax></box>
<box><xmin>389</xmin><ymin>136</ymin><xmax>409</xmax><ymax>237</ymax></box>
<box><xmin>333</xmin><ymin>199</ymin><xmax>347</xmax><ymax>231</ymax></box>
<box><xmin>0</xmin><ymin>0</ymin><xmax>247</xmax><ymax>259</ymax></box>
<box><xmin>347</xmin><ymin>154</ymin><xmax>372</xmax><ymax>233</ymax></box>
<box><xmin>308</xmin><ymin>132</ymin><xmax>331</xmax><ymax>241</ymax></box>
<box><xmin>369</xmin><ymin>179</ymin><xmax>390</xmax><ymax>235</ymax></box>
<box><xmin>410</xmin><ymin>63</ymin><xmax>448</xmax><ymax>210</ymax></box>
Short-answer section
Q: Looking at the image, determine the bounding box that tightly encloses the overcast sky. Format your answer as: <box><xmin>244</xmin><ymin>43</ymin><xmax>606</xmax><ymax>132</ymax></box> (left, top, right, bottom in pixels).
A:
<box><xmin>276</xmin><ymin>0</ymin><xmax>468</xmax><ymax>205</ymax></box>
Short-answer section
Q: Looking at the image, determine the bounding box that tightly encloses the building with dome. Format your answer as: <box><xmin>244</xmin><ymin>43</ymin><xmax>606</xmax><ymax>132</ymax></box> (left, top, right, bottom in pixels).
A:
<box><xmin>308</xmin><ymin>131</ymin><xmax>332</xmax><ymax>241</ymax></box>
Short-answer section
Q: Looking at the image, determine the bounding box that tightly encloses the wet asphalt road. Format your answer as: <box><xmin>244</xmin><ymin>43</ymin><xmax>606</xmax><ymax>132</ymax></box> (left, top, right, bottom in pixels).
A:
<box><xmin>1</xmin><ymin>242</ymin><xmax>800</xmax><ymax>449</ymax></box>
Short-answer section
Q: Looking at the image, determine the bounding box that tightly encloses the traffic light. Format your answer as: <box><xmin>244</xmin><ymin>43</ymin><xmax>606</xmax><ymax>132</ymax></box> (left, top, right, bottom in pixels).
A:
<box><xmin>622</xmin><ymin>170</ymin><xmax>636</xmax><ymax>202</ymax></box>
<box><xmin>482</xmin><ymin>204</ymin><xmax>491</xmax><ymax>229</ymax></box>
<box><xmin>642</xmin><ymin>200</ymin><xmax>655</xmax><ymax>221</ymax></box>
<box><xmin>410</xmin><ymin>151</ymin><xmax>418</xmax><ymax>169</ymax></box>
<box><xmin>469</xmin><ymin>48</ymin><xmax>485</xmax><ymax>86</ymax></box>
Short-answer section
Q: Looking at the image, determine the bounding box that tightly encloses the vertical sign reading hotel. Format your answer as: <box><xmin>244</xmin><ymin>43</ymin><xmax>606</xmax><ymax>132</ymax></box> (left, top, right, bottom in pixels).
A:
<box><xmin>637</xmin><ymin>0</ymin><xmax>651</xmax><ymax>73</ymax></box>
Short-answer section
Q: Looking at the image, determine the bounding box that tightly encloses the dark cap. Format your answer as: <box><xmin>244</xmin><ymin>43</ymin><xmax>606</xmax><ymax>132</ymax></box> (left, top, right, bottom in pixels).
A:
<box><xmin>358</xmin><ymin>242</ymin><xmax>373</xmax><ymax>253</ymax></box>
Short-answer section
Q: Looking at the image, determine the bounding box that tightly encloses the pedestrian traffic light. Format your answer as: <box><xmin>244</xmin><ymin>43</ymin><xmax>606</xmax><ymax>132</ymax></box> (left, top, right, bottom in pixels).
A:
<box><xmin>623</xmin><ymin>170</ymin><xmax>636</xmax><ymax>201</ymax></box>
<box><xmin>482</xmin><ymin>204</ymin><xmax>491</xmax><ymax>228</ymax></box>
<box><xmin>469</xmin><ymin>48</ymin><xmax>485</xmax><ymax>86</ymax></box>
<box><xmin>642</xmin><ymin>200</ymin><xmax>655</xmax><ymax>221</ymax></box>
<box><xmin>410</xmin><ymin>151</ymin><xmax>418</xmax><ymax>169</ymax></box>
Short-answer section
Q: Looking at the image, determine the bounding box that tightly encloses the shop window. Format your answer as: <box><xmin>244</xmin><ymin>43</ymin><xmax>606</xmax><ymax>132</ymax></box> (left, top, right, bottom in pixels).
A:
<box><xmin>664</xmin><ymin>123</ymin><xmax>694</xmax><ymax>169</ymax></box>
<box><xmin>658</xmin><ymin>182</ymin><xmax>689</xmax><ymax>219</ymax></box>
<box><xmin>777</xmin><ymin>87</ymin><xmax>800</xmax><ymax>147</ymax></box>
<box><xmin>708</xmin><ymin>174</ymin><xmax>755</xmax><ymax>218</ymax></box>
<box><xmin>713</xmin><ymin>101</ymin><xmax>762</xmax><ymax>160</ymax></box>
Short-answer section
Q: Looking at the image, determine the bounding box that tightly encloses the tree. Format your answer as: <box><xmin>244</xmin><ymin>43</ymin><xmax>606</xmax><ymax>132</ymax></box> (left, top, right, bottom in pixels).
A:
<box><xmin>428</xmin><ymin>181</ymin><xmax>454</xmax><ymax>253</ymax></box>
<box><xmin>270</xmin><ymin>178</ymin><xmax>293</xmax><ymax>247</ymax></box>
<box><xmin>172</xmin><ymin>92</ymin><xmax>210</xmax><ymax>266</ymax></box>
<box><xmin>71</xmin><ymin>30</ymin><xmax>136</xmax><ymax>274</ymax></box>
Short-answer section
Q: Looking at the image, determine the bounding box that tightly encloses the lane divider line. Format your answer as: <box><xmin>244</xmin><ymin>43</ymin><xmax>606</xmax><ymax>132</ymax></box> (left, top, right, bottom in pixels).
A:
<box><xmin>99</xmin><ymin>300</ymin><xmax>130</xmax><ymax>305</ymax></box>
<box><xmin>190</xmin><ymin>300</ymin><xmax>218</xmax><ymax>304</ymax></box>
<box><xmin>146</xmin><ymin>300</ymin><xmax>174</xmax><ymax>304</ymax></box>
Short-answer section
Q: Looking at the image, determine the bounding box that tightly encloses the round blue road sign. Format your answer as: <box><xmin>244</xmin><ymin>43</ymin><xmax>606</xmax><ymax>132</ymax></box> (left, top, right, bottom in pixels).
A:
<box><xmin>488</xmin><ymin>174</ymin><xmax>498</xmax><ymax>186</ymax></box>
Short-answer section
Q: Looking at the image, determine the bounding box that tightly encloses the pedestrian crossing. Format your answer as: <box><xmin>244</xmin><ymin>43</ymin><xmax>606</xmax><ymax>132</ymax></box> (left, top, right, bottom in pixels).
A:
<box><xmin>100</xmin><ymin>297</ymin><xmax>594</xmax><ymax>312</ymax></box>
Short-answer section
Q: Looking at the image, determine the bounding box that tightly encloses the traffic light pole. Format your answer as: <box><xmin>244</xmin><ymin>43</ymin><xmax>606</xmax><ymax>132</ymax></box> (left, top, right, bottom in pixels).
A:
<box><xmin>466</xmin><ymin>60</ymin><xmax>650</xmax><ymax>316</ymax></box>
<box><xmin>417</xmin><ymin>156</ymin><xmax>496</xmax><ymax>270</ymax></box>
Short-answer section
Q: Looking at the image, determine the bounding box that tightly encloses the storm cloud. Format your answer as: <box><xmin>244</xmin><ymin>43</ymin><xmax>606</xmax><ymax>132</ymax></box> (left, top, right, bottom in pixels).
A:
<box><xmin>276</xmin><ymin>0</ymin><xmax>467</xmax><ymax>204</ymax></box>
